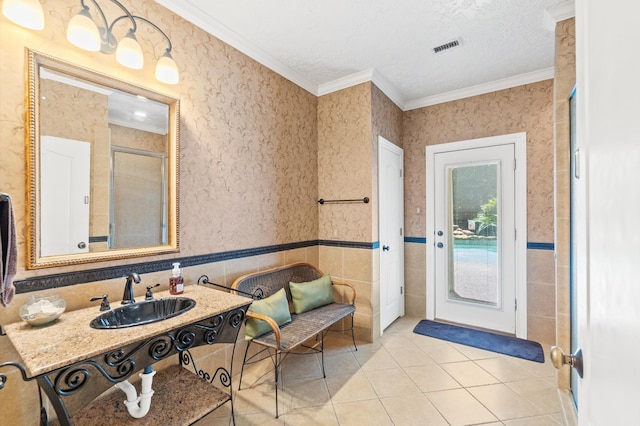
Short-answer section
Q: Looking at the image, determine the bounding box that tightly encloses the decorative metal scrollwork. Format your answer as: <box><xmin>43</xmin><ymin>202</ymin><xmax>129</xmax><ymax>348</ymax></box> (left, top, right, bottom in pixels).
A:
<box><xmin>54</xmin><ymin>368</ymin><xmax>89</xmax><ymax>395</ymax></box>
<box><xmin>180</xmin><ymin>350</ymin><xmax>232</xmax><ymax>390</ymax></box>
<box><xmin>175</xmin><ymin>329</ymin><xmax>196</xmax><ymax>351</ymax></box>
<box><xmin>210</xmin><ymin>314</ymin><xmax>224</xmax><ymax>327</ymax></box>
<box><xmin>105</xmin><ymin>349</ymin><xmax>126</xmax><ymax>365</ymax></box>
<box><xmin>229</xmin><ymin>309</ymin><xmax>245</xmax><ymax>328</ymax></box>
<box><xmin>104</xmin><ymin>348</ymin><xmax>135</xmax><ymax>376</ymax></box>
<box><xmin>204</xmin><ymin>329</ymin><xmax>218</xmax><ymax>344</ymax></box>
<box><xmin>212</xmin><ymin>366</ymin><xmax>231</xmax><ymax>389</ymax></box>
<box><xmin>149</xmin><ymin>336</ymin><xmax>174</xmax><ymax>360</ymax></box>
<box><xmin>179</xmin><ymin>351</ymin><xmax>190</xmax><ymax>365</ymax></box>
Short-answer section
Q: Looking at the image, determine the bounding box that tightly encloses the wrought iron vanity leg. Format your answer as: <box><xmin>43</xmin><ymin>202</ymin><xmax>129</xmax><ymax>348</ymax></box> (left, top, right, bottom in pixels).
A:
<box><xmin>238</xmin><ymin>341</ymin><xmax>252</xmax><ymax>391</ymax></box>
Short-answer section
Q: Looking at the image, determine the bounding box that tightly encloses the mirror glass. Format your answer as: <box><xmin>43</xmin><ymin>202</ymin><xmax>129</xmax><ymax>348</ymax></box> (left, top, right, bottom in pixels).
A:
<box><xmin>26</xmin><ymin>50</ymin><xmax>179</xmax><ymax>269</ymax></box>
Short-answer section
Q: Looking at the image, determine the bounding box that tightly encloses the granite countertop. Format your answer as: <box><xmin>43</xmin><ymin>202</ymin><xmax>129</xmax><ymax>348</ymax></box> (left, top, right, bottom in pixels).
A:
<box><xmin>3</xmin><ymin>285</ymin><xmax>251</xmax><ymax>378</ymax></box>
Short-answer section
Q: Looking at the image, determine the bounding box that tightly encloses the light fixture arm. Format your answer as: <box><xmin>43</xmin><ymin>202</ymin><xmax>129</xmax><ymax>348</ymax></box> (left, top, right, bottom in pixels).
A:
<box><xmin>131</xmin><ymin>15</ymin><xmax>173</xmax><ymax>54</ymax></box>
<box><xmin>80</xmin><ymin>0</ymin><xmax>107</xmax><ymax>34</ymax></box>
<box><xmin>94</xmin><ymin>0</ymin><xmax>137</xmax><ymax>34</ymax></box>
<box><xmin>109</xmin><ymin>14</ymin><xmax>172</xmax><ymax>54</ymax></box>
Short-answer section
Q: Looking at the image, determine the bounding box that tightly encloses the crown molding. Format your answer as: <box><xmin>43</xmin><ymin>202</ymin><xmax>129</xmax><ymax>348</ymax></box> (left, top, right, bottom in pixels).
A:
<box><xmin>544</xmin><ymin>1</ymin><xmax>576</xmax><ymax>31</ymax></box>
<box><xmin>403</xmin><ymin>67</ymin><xmax>555</xmax><ymax>111</ymax></box>
<box><xmin>317</xmin><ymin>68</ymin><xmax>406</xmax><ymax>109</ymax></box>
<box><xmin>317</xmin><ymin>69</ymin><xmax>374</xmax><ymax>96</ymax></box>
<box><xmin>155</xmin><ymin>0</ymin><xmax>318</xmax><ymax>95</ymax></box>
<box><xmin>371</xmin><ymin>69</ymin><xmax>406</xmax><ymax>110</ymax></box>
<box><xmin>548</xmin><ymin>1</ymin><xmax>576</xmax><ymax>22</ymax></box>
<box><xmin>157</xmin><ymin>1</ymin><xmax>558</xmax><ymax>113</ymax></box>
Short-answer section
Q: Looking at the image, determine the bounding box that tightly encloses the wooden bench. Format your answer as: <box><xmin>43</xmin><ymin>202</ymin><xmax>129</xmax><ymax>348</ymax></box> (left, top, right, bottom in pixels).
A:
<box><xmin>231</xmin><ymin>262</ymin><xmax>357</xmax><ymax>418</ymax></box>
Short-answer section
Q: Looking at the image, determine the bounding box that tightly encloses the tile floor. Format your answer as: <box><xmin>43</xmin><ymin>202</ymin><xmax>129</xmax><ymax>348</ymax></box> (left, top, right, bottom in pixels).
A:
<box><xmin>195</xmin><ymin>316</ymin><xmax>568</xmax><ymax>426</ymax></box>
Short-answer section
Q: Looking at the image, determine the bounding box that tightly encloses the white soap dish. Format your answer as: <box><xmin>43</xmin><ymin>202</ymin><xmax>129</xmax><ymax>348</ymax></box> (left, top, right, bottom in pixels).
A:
<box><xmin>19</xmin><ymin>294</ymin><xmax>66</xmax><ymax>327</ymax></box>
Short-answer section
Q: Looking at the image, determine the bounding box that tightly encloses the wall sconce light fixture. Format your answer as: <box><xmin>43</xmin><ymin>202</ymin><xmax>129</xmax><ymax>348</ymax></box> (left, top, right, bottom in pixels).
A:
<box><xmin>67</xmin><ymin>0</ymin><xmax>179</xmax><ymax>84</ymax></box>
<box><xmin>2</xmin><ymin>0</ymin><xmax>44</xmax><ymax>30</ymax></box>
<box><xmin>2</xmin><ymin>0</ymin><xmax>179</xmax><ymax>84</ymax></box>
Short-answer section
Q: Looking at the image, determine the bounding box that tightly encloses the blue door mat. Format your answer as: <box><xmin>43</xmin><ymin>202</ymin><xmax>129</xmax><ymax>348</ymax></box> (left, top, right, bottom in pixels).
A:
<box><xmin>413</xmin><ymin>320</ymin><xmax>545</xmax><ymax>363</ymax></box>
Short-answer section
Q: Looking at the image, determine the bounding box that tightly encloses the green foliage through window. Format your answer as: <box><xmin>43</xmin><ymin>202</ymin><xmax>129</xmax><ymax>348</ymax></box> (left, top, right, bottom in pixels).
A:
<box><xmin>473</xmin><ymin>197</ymin><xmax>497</xmax><ymax>236</ymax></box>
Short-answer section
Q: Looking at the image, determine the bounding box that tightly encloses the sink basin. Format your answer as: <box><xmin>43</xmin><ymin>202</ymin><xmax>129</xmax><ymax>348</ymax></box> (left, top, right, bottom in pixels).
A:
<box><xmin>90</xmin><ymin>297</ymin><xmax>196</xmax><ymax>329</ymax></box>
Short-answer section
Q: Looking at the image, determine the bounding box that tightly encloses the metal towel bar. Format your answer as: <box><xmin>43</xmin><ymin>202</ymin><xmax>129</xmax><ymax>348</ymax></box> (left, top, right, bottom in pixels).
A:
<box><xmin>317</xmin><ymin>197</ymin><xmax>369</xmax><ymax>205</ymax></box>
<box><xmin>197</xmin><ymin>275</ymin><xmax>264</xmax><ymax>300</ymax></box>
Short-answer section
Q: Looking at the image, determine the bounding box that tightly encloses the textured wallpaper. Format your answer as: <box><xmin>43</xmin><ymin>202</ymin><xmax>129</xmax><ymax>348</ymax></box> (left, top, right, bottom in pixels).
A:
<box><xmin>0</xmin><ymin>0</ymin><xmax>318</xmax><ymax>280</ymax></box>
<box><xmin>403</xmin><ymin>81</ymin><xmax>555</xmax><ymax>242</ymax></box>
<box><xmin>317</xmin><ymin>83</ymin><xmax>373</xmax><ymax>242</ymax></box>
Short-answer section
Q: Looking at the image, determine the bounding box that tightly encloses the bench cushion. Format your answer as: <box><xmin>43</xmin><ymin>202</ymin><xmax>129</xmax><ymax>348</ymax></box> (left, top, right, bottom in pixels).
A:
<box><xmin>289</xmin><ymin>275</ymin><xmax>333</xmax><ymax>314</ymax></box>
<box><xmin>245</xmin><ymin>288</ymin><xmax>291</xmax><ymax>340</ymax></box>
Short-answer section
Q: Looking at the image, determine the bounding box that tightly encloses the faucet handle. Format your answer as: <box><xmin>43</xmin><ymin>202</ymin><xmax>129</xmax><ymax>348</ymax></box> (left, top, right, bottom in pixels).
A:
<box><xmin>90</xmin><ymin>295</ymin><xmax>111</xmax><ymax>311</ymax></box>
<box><xmin>145</xmin><ymin>284</ymin><xmax>161</xmax><ymax>300</ymax></box>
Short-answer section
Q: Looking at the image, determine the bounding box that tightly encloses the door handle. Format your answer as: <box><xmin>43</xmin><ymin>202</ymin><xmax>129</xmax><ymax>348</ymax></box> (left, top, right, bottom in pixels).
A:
<box><xmin>78</xmin><ymin>242</ymin><xmax>87</xmax><ymax>249</ymax></box>
<box><xmin>437</xmin><ymin>242</ymin><xmax>444</xmax><ymax>248</ymax></box>
<box><xmin>550</xmin><ymin>346</ymin><xmax>584</xmax><ymax>378</ymax></box>
<box><xmin>382</xmin><ymin>245</ymin><xmax>390</xmax><ymax>251</ymax></box>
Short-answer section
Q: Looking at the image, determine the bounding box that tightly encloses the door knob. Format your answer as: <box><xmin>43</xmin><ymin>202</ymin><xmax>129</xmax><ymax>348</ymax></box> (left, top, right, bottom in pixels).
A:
<box><xmin>550</xmin><ymin>346</ymin><xmax>584</xmax><ymax>378</ymax></box>
<box><xmin>437</xmin><ymin>242</ymin><xmax>444</xmax><ymax>248</ymax></box>
<box><xmin>437</xmin><ymin>231</ymin><xmax>444</xmax><ymax>236</ymax></box>
<box><xmin>78</xmin><ymin>242</ymin><xmax>86</xmax><ymax>249</ymax></box>
<box><xmin>382</xmin><ymin>245</ymin><xmax>390</xmax><ymax>251</ymax></box>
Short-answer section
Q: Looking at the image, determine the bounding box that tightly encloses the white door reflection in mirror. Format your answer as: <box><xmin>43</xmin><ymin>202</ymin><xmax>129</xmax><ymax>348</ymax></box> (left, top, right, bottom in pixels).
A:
<box><xmin>41</xmin><ymin>136</ymin><xmax>90</xmax><ymax>257</ymax></box>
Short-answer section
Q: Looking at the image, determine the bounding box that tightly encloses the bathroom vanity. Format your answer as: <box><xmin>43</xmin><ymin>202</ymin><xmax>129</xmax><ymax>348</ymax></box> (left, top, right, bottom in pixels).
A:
<box><xmin>3</xmin><ymin>285</ymin><xmax>251</xmax><ymax>425</ymax></box>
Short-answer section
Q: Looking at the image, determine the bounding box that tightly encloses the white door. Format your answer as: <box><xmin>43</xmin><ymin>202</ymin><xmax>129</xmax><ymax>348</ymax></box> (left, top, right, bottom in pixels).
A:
<box><xmin>426</xmin><ymin>134</ymin><xmax>528</xmax><ymax>337</ymax></box>
<box><xmin>378</xmin><ymin>136</ymin><xmax>404</xmax><ymax>331</ymax></box>
<box><xmin>570</xmin><ymin>2</ymin><xmax>640</xmax><ymax>422</ymax></box>
<box><xmin>568</xmin><ymin>89</ymin><xmax>580</xmax><ymax>406</ymax></box>
<box><xmin>40</xmin><ymin>136</ymin><xmax>90</xmax><ymax>257</ymax></box>
<box><xmin>432</xmin><ymin>144</ymin><xmax>515</xmax><ymax>333</ymax></box>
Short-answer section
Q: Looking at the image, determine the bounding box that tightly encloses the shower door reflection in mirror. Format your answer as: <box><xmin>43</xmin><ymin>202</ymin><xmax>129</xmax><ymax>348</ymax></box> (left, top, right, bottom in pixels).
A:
<box><xmin>110</xmin><ymin>147</ymin><xmax>168</xmax><ymax>249</ymax></box>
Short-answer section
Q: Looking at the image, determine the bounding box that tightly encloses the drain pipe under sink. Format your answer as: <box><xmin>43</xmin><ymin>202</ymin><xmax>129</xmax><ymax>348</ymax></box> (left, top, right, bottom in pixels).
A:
<box><xmin>114</xmin><ymin>365</ymin><xmax>156</xmax><ymax>418</ymax></box>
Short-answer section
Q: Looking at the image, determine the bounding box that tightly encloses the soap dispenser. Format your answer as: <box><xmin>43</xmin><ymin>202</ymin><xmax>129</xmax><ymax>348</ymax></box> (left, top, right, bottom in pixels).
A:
<box><xmin>169</xmin><ymin>262</ymin><xmax>184</xmax><ymax>295</ymax></box>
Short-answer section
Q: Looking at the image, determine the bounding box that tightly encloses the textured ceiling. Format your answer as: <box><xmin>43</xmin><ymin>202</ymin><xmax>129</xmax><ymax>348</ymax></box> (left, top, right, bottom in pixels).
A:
<box><xmin>158</xmin><ymin>0</ymin><xmax>567</xmax><ymax>109</ymax></box>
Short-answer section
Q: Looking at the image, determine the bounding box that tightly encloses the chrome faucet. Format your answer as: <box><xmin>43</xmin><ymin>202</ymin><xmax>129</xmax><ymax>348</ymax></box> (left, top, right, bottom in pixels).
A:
<box><xmin>122</xmin><ymin>273</ymin><xmax>141</xmax><ymax>305</ymax></box>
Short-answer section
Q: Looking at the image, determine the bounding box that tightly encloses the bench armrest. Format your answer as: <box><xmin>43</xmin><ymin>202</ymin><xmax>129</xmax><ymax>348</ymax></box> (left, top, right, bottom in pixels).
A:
<box><xmin>245</xmin><ymin>311</ymin><xmax>282</xmax><ymax>349</ymax></box>
<box><xmin>332</xmin><ymin>280</ymin><xmax>356</xmax><ymax>305</ymax></box>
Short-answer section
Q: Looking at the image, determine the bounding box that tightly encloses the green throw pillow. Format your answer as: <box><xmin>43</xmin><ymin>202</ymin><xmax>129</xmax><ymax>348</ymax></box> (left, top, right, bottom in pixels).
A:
<box><xmin>245</xmin><ymin>288</ymin><xmax>291</xmax><ymax>341</ymax></box>
<box><xmin>289</xmin><ymin>275</ymin><xmax>334</xmax><ymax>314</ymax></box>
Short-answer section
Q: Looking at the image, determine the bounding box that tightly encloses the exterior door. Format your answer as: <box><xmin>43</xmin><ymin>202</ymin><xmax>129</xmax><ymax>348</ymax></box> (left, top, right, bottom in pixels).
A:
<box><xmin>432</xmin><ymin>143</ymin><xmax>516</xmax><ymax>334</ymax></box>
<box><xmin>378</xmin><ymin>136</ymin><xmax>404</xmax><ymax>331</ymax></box>
<box><xmin>40</xmin><ymin>136</ymin><xmax>90</xmax><ymax>257</ymax></box>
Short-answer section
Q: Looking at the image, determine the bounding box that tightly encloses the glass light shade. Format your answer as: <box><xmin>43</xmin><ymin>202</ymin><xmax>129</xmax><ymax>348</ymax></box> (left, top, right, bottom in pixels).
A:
<box><xmin>116</xmin><ymin>31</ymin><xmax>143</xmax><ymax>69</ymax></box>
<box><xmin>155</xmin><ymin>51</ymin><xmax>179</xmax><ymax>84</ymax></box>
<box><xmin>66</xmin><ymin>8</ymin><xmax>100</xmax><ymax>51</ymax></box>
<box><xmin>2</xmin><ymin>0</ymin><xmax>45</xmax><ymax>30</ymax></box>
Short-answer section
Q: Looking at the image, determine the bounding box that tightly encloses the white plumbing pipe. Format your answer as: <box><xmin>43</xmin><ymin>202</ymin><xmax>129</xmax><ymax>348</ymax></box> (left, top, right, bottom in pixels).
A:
<box><xmin>114</xmin><ymin>368</ymin><xmax>156</xmax><ymax>418</ymax></box>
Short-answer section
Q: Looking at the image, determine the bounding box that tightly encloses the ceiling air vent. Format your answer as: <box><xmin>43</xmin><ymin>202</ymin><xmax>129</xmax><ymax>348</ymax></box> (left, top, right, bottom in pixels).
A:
<box><xmin>432</xmin><ymin>38</ymin><xmax>462</xmax><ymax>54</ymax></box>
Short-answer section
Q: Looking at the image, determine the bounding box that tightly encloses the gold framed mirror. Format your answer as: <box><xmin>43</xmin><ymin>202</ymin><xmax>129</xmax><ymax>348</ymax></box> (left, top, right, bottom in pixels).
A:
<box><xmin>26</xmin><ymin>49</ymin><xmax>180</xmax><ymax>269</ymax></box>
